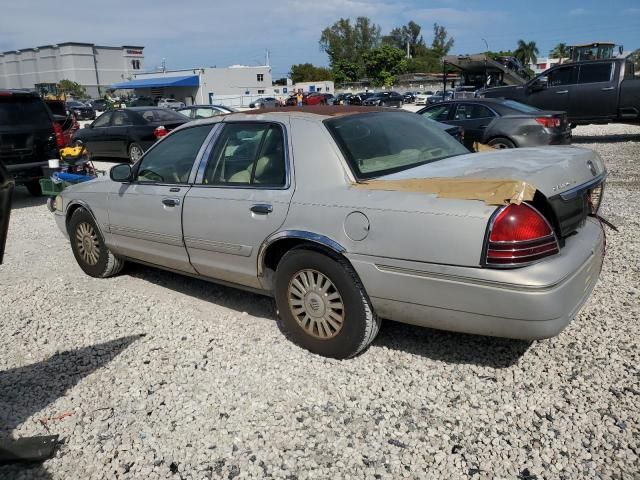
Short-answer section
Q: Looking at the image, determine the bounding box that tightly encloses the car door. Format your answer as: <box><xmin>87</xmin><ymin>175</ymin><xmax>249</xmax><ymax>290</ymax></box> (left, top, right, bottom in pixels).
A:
<box><xmin>82</xmin><ymin>111</ymin><xmax>112</xmax><ymax>156</ymax></box>
<box><xmin>572</xmin><ymin>62</ymin><xmax>617</xmax><ymax>119</ymax></box>
<box><xmin>526</xmin><ymin>65</ymin><xmax>577</xmax><ymax>112</ymax></box>
<box><xmin>447</xmin><ymin>103</ymin><xmax>498</xmax><ymax>149</ymax></box>
<box><xmin>103</xmin><ymin>110</ymin><xmax>133</xmax><ymax>158</ymax></box>
<box><xmin>106</xmin><ymin>124</ymin><xmax>215</xmax><ymax>273</ymax></box>
<box><xmin>182</xmin><ymin>121</ymin><xmax>293</xmax><ymax>288</ymax></box>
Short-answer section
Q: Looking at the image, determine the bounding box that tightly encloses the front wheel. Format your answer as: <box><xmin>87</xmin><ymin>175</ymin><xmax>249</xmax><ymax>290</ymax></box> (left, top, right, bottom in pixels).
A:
<box><xmin>487</xmin><ymin>137</ymin><xmax>516</xmax><ymax>149</ymax></box>
<box><xmin>68</xmin><ymin>208</ymin><xmax>125</xmax><ymax>278</ymax></box>
<box><xmin>128</xmin><ymin>142</ymin><xmax>144</xmax><ymax>163</ymax></box>
<box><xmin>274</xmin><ymin>248</ymin><xmax>380</xmax><ymax>359</ymax></box>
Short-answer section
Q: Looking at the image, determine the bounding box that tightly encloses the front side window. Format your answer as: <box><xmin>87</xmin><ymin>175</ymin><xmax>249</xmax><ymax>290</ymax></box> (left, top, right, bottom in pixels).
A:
<box><xmin>194</xmin><ymin>108</ymin><xmax>218</xmax><ymax>119</ymax></box>
<box><xmin>202</xmin><ymin>123</ymin><xmax>286</xmax><ymax>187</ymax></box>
<box><xmin>453</xmin><ymin>104</ymin><xmax>496</xmax><ymax>120</ymax></box>
<box><xmin>421</xmin><ymin>105</ymin><xmax>450</xmax><ymax>122</ymax></box>
<box><xmin>578</xmin><ymin>63</ymin><xmax>613</xmax><ymax>84</ymax></box>
<box><xmin>136</xmin><ymin>125</ymin><xmax>213</xmax><ymax>184</ymax></box>
<box><xmin>546</xmin><ymin>66</ymin><xmax>577</xmax><ymax>86</ymax></box>
<box><xmin>326</xmin><ymin>112</ymin><xmax>469</xmax><ymax>180</ymax></box>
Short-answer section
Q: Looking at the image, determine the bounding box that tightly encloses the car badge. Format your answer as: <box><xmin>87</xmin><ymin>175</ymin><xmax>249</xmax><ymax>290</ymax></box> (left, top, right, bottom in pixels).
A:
<box><xmin>587</xmin><ymin>160</ymin><xmax>597</xmax><ymax>176</ymax></box>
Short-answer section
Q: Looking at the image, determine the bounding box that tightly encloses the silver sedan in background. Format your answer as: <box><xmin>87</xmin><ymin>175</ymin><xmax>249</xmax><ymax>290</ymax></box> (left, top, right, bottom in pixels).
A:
<box><xmin>52</xmin><ymin>107</ymin><xmax>606</xmax><ymax>358</ymax></box>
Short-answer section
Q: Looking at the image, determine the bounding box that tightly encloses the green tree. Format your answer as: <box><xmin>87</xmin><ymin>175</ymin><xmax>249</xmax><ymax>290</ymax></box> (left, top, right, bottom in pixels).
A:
<box><xmin>382</xmin><ymin>21</ymin><xmax>425</xmax><ymax>57</ymax></box>
<box><xmin>319</xmin><ymin>17</ymin><xmax>381</xmax><ymax>77</ymax></box>
<box><xmin>332</xmin><ymin>59</ymin><xmax>361</xmax><ymax>85</ymax></box>
<box><xmin>513</xmin><ymin>40</ymin><xmax>539</xmax><ymax>67</ymax></box>
<box><xmin>364</xmin><ymin>45</ymin><xmax>408</xmax><ymax>87</ymax></box>
<box><xmin>550</xmin><ymin>43</ymin><xmax>569</xmax><ymax>63</ymax></box>
<box><xmin>57</xmin><ymin>79</ymin><xmax>88</xmax><ymax>99</ymax></box>
<box><xmin>431</xmin><ymin>23</ymin><xmax>454</xmax><ymax>57</ymax></box>
<box><xmin>289</xmin><ymin>63</ymin><xmax>333</xmax><ymax>83</ymax></box>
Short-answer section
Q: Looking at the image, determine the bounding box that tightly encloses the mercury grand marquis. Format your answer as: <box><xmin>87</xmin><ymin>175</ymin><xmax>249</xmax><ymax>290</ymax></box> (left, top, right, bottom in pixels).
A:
<box><xmin>52</xmin><ymin>107</ymin><xmax>606</xmax><ymax>358</ymax></box>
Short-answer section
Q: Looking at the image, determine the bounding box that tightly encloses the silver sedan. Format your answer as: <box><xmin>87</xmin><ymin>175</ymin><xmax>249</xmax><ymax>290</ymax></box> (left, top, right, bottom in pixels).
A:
<box><xmin>52</xmin><ymin>107</ymin><xmax>606</xmax><ymax>358</ymax></box>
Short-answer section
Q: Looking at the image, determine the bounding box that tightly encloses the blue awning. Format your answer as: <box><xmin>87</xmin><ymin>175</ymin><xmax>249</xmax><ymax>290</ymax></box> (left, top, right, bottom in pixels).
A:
<box><xmin>111</xmin><ymin>75</ymin><xmax>199</xmax><ymax>89</ymax></box>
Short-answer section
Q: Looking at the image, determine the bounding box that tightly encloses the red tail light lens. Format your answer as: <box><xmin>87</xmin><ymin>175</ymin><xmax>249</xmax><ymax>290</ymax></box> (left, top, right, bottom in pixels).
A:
<box><xmin>52</xmin><ymin>122</ymin><xmax>66</xmax><ymax>148</ymax></box>
<box><xmin>535</xmin><ymin>117</ymin><xmax>560</xmax><ymax>128</ymax></box>
<box><xmin>154</xmin><ymin>126</ymin><xmax>168</xmax><ymax>138</ymax></box>
<box><xmin>485</xmin><ymin>203</ymin><xmax>559</xmax><ymax>267</ymax></box>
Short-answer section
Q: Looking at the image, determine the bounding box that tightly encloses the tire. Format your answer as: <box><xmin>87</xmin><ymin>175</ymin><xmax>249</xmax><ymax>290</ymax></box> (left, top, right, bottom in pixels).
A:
<box><xmin>68</xmin><ymin>207</ymin><xmax>125</xmax><ymax>278</ymax></box>
<box><xmin>274</xmin><ymin>247</ymin><xmax>380</xmax><ymax>359</ymax></box>
<box><xmin>24</xmin><ymin>180</ymin><xmax>42</xmax><ymax>196</ymax></box>
<box><xmin>128</xmin><ymin>142</ymin><xmax>144</xmax><ymax>163</ymax></box>
<box><xmin>487</xmin><ymin>137</ymin><xmax>516</xmax><ymax>149</ymax></box>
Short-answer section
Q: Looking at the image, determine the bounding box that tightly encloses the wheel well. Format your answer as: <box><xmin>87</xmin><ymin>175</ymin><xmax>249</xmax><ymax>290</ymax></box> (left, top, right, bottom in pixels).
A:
<box><xmin>65</xmin><ymin>203</ymin><xmax>84</xmax><ymax>229</ymax></box>
<box><xmin>262</xmin><ymin>237</ymin><xmax>348</xmax><ymax>275</ymax></box>
<box><xmin>486</xmin><ymin>136</ymin><xmax>516</xmax><ymax>146</ymax></box>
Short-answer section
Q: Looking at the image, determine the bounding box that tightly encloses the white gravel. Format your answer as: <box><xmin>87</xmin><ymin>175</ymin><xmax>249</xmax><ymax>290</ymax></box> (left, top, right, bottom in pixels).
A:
<box><xmin>1</xmin><ymin>123</ymin><xmax>639</xmax><ymax>479</ymax></box>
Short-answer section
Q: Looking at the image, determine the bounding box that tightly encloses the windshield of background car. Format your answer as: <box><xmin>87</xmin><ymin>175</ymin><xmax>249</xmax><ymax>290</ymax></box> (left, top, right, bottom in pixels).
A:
<box><xmin>325</xmin><ymin>112</ymin><xmax>469</xmax><ymax>179</ymax></box>
<box><xmin>0</xmin><ymin>96</ymin><xmax>51</xmax><ymax>126</ymax></box>
<box><xmin>137</xmin><ymin>108</ymin><xmax>188</xmax><ymax>123</ymax></box>
<box><xmin>501</xmin><ymin>100</ymin><xmax>540</xmax><ymax>114</ymax></box>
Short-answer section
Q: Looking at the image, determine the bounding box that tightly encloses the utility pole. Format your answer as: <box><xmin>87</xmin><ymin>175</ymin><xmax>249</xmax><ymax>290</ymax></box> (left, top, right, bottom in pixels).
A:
<box><xmin>265</xmin><ymin>49</ymin><xmax>270</xmax><ymax>67</ymax></box>
<box><xmin>481</xmin><ymin>38</ymin><xmax>489</xmax><ymax>87</ymax></box>
<box><xmin>406</xmin><ymin>41</ymin><xmax>410</xmax><ymax>59</ymax></box>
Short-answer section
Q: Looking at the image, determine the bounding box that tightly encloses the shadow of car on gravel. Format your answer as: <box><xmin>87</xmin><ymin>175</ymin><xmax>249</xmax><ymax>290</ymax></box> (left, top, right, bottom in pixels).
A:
<box><xmin>10</xmin><ymin>187</ymin><xmax>47</xmax><ymax>210</ymax></box>
<box><xmin>0</xmin><ymin>335</ymin><xmax>143</xmax><ymax>478</ymax></box>
<box><xmin>571</xmin><ymin>133</ymin><xmax>639</xmax><ymax>144</ymax></box>
<box><xmin>126</xmin><ymin>264</ymin><xmax>530</xmax><ymax>368</ymax></box>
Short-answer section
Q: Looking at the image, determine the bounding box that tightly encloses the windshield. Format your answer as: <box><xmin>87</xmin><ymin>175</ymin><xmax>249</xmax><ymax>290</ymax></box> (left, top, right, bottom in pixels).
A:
<box><xmin>325</xmin><ymin>112</ymin><xmax>469</xmax><ymax>180</ymax></box>
<box><xmin>501</xmin><ymin>100</ymin><xmax>541</xmax><ymax>113</ymax></box>
<box><xmin>0</xmin><ymin>97</ymin><xmax>51</xmax><ymax>126</ymax></box>
<box><xmin>137</xmin><ymin>108</ymin><xmax>188</xmax><ymax>123</ymax></box>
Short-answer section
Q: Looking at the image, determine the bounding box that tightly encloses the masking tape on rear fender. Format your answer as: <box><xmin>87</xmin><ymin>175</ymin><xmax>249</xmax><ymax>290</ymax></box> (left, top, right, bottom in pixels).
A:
<box><xmin>353</xmin><ymin>178</ymin><xmax>537</xmax><ymax>206</ymax></box>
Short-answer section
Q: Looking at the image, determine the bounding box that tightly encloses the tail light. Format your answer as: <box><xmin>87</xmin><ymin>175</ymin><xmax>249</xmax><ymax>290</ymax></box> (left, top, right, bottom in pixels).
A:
<box><xmin>484</xmin><ymin>203</ymin><xmax>559</xmax><ymax>267</ymax></box>
<box><xmin>153</xmin><ymin>126</ymin><xmax>168</xmax><ymax>138</ymax></box>
<box><xmin>52</xmin><ymin>122</ymin><xmax>65</xmax><ymax>148</ymax></box>
<box><xmin>535</xmin><ymin>117</ymin><xmax>560</xmax><ymax>128</ymax></box>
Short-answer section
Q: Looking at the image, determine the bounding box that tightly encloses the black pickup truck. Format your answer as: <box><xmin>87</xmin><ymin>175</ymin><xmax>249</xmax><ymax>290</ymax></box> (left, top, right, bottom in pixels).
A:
<box><xmin>481</xmin><ymin>58</ymin><xmax>640</xmax><ymax>125</ymax></box>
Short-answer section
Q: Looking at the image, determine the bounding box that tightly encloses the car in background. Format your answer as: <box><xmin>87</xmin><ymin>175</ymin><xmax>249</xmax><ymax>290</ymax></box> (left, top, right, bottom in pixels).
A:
<box><xmin>87</xmin><ymin>99</ymin><xmax>110</xmax><ymax>113</ymax></box>
<box><xmin>73</xmin><ymin>107</ymin><xmax>190</xmax><ymax>162</ymax></box>
<box><xmin>362</xmin><ymin>91</ymin><xmax>404</xmax><ymax>108</ymax></box>
<box><xmin>66</xmin><ymin>100</ymin><xmax>96</xmax><ymax>120</ymax></box>
<box><xmin>415</xmin><ymin>91</ymin><xmax>434</xmax><ymax>105</ymax></box>
<box><xmin>332</xmin><ymin>93</ymin><xmax>352</xmax><ymax>105</ymax></box>
<box><xmin>0</xmin><ymin>90</ymin><xmax>64</xmax><ymax>195</ymax></box>
<box><xmin>418</xmin><ymin>98</ymin><xmax>570</xmax><ymax>150</ymax></box>
<box><xmin>403</xmin><ymin>92</ymin><xmax>416</xmax><ymax>103</ymax></box>
<box><xmin>348</xmin><ymin>92</ymin><xmax>375</xmax><ymax>105</ymax></box>
<box><xmin>250</xmin><ymin>97</ymin><xmax>278</xmax><ymax>109</ymax></box>
<box><xmin>157</xmin><ymin>98</ymin><xmax>185</xmax><ymax>110</ymax></box>
<box><xmin>129</xmin><ymin>96</ymin><xmax>156</xmax><ymax>107</ymax></box>
<box><xmin>177</xmin><ymin>105</ymin><xmax>236</xmax><ymax>119</ymax></box>
<box><xmin>303</xmin><ymin>93</ymin><xmax>330</xmax><ymax>106</ymax></box>
<box><xmin>54</xmin><ymin>107</ymin><xmax>606</xmax><ymax>359</ymax></box>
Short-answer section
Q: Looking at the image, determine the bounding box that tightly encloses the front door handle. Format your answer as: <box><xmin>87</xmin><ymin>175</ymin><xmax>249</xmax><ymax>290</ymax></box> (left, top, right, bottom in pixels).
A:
<box><xmin>555</xmin><ymin>90</ymin><xmax>569</xmax><ymax>95</ymax></box>
<box><xmin>250</xmin><ymin>204</ymin><xmax>273</xmax><ymax>215</ymax></box>
<box><xmin>601</xmin><ymin>86</ymin><xmax>615</xmax><ymax>91</ymax></box>
<box><xmin>162</xmin><ymin>198</ymin><xmax>180</xmax><ymax>207</ymax></box>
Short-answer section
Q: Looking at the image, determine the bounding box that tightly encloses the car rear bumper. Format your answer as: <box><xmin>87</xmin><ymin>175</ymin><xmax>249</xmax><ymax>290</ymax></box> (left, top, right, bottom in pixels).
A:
<box><xmin>514</xmin><ymin>129</ymin><xmax>572</xmax><ymax>147</ymax></box>
<box><xmin>347</xmin><ymin>218</ymin><xmax>604</xmax><ymax>340</ymax></box>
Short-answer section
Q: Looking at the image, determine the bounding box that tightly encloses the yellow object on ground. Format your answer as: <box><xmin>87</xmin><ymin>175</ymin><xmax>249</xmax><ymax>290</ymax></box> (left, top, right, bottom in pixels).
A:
<box><xmin>353</xmin><ymin>177</ymin><xmax>537</xmax><ymax>205</ymax></box>
<box><xmin>60</xmin><ymin>146</ymin><xmax>84</xmax><ymax>159</ymax></box>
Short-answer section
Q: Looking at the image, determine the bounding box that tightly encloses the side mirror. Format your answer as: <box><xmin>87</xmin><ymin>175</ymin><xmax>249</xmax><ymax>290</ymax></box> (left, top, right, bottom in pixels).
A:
<box><xmin>530</xmin><ymin>77</ymin><xmax>548</xmax><ymax>92</ymax></box>
<box><xmin>110</xmin><ymin>164</ymin><xmax>132</xmax><ymax>182</ymax></box>
<box><xmin>84</xmin><ymin>123</ymin><xmax>92</xmax><ymax>129</ymax></box>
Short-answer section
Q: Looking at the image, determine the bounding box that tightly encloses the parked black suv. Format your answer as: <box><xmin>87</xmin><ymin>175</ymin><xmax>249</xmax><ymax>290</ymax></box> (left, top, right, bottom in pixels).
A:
<box><xmin>0</xmin><ymin>90</ymin><xmax>63</xmax><ymax>195</ymax></box>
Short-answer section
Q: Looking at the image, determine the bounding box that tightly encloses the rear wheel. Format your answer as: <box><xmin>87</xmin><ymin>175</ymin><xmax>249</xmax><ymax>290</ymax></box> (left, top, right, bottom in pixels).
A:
<box><xmin>68</xmin><ymin>208</ymin><xmax>125</xmax><ymax>278</ymax></box>
<box><xmin>487</xmin><ymin>137</ymin><xmax>516</xmax><ymax>149</ymax></box>
<box><xmin>274</xmin><ymin>247</ymin><xmax>380</xmax><ymax>359</ymax></box>
<box><xmin>128</xmin><ymin>142</ymin><xmax>144</xmax><ymax>163</ymax></box>
<box><xmin>24</xmin><ymin>180</ymin><xmax>42</xmax><ymax>196</ymax></box>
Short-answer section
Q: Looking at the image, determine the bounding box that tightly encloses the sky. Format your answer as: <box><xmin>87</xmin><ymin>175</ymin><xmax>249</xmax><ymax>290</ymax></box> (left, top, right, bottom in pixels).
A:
<box><xmin>1</xmin><ymin>0</ymin><xmax>638</xmax><ymax>78</ymax></box>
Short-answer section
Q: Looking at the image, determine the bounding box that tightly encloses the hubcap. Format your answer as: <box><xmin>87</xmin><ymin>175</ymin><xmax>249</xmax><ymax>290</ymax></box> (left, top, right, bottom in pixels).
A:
<box><xmin>130</xmin><ymin>145</ymin><xmax>143</xmax><ymax>161</ymax></box>
<box><xmin>75</xmin><ymin>222</ymin><xmax>100</xmax><ymax>265</ymax></box>
<box><xmin>288</xmin><ymin>269</ymin><xmax>344</xmax><ymax>340</ymax></box>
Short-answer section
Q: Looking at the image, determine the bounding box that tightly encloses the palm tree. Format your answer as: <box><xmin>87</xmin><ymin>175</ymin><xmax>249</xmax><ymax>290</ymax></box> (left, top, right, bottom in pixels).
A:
<box><xmin>514</xmin><ymin>40</ymin><xmax>539</xmax><ymax>67</ymax></box>
<box><xmin>550</xmin><ymin>43</ymin><xmax>569</xmax><ymax>63</ymax></box>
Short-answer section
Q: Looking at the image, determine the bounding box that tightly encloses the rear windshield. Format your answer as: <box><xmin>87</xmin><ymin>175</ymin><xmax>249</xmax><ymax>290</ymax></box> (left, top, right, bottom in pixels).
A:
<box><xmin>501</xmin><ymin>100</ymin><xmax>540</xmax><ymax>113</ymax></box>
<box><xmin>137</xmin><ymin>108</ymin><xmax>188</xmax><ymax>123</ymax></box>
<box><xmin>325</xmin><ymin>112</ymin><xmax>468</xmax><ymax>179</ymax></box>
<box><xmin>0</xmin><ymin>96</ymin><xmax>51</xmax><ymax>126</ymax></box>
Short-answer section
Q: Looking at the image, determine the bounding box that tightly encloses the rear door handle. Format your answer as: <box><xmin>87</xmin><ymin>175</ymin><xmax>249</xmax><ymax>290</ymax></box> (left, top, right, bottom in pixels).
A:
<box><xmin>250</xmin><ymin>204</ymin><xmax>273</xmax><ymax>215</ymax></box>
<box><xmin>555</xmin><ymin>90</ymin><xmax>569</xmax><ymax>94</ymax></box>
<box><xmin>162</xmin><ymin>198</ymin><xmax>180</xmax><ymax>207</ymax></box>
<box><xmin>601</xmin><ymin>86</ymin><xmax>615</xmax><ymax>91</ymax></box>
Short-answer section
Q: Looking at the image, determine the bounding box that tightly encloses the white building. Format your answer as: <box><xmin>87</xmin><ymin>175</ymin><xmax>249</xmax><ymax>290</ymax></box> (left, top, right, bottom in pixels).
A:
<box><xmin>112</xmin><ymin>65</ymin><xmax>274</xmax><ymax>108</ymax></box>
<box><xmin>529</xmin><ymin>57</ymin><xmax>567</xmax><ymax>76</ymax></box>
<box><xmin>0</xmin><ymin>42</ymin><xmax>144</xmax><ymax>98</ymax></box>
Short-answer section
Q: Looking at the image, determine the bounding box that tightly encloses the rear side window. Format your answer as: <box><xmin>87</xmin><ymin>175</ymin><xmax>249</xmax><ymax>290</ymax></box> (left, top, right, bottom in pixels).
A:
<box><xmin>138</xmin><ymin>108</ymin><xmax>187</xmax><ymax>123</ymax></box>
<box><xmin>578</xmin><ymin>63</ymin><xmax>613</xmax><ymax>83</ymax></box>
<box><xmin>0</xmin><ymin>97</ymin><xmax>51</xmax><ymax>126</ymax></box>
<box><xmin>453</xmin><ymin>104</ymin><xmax>496</xmax><ymax>120</ymax></box>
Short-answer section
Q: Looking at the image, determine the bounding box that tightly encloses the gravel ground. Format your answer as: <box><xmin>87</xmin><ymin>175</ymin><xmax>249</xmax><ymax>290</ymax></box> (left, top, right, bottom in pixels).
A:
<box><xmin>1</xmin><ymin>124</ymin><xmax>639</xmax><ymax>480</ymax></box>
